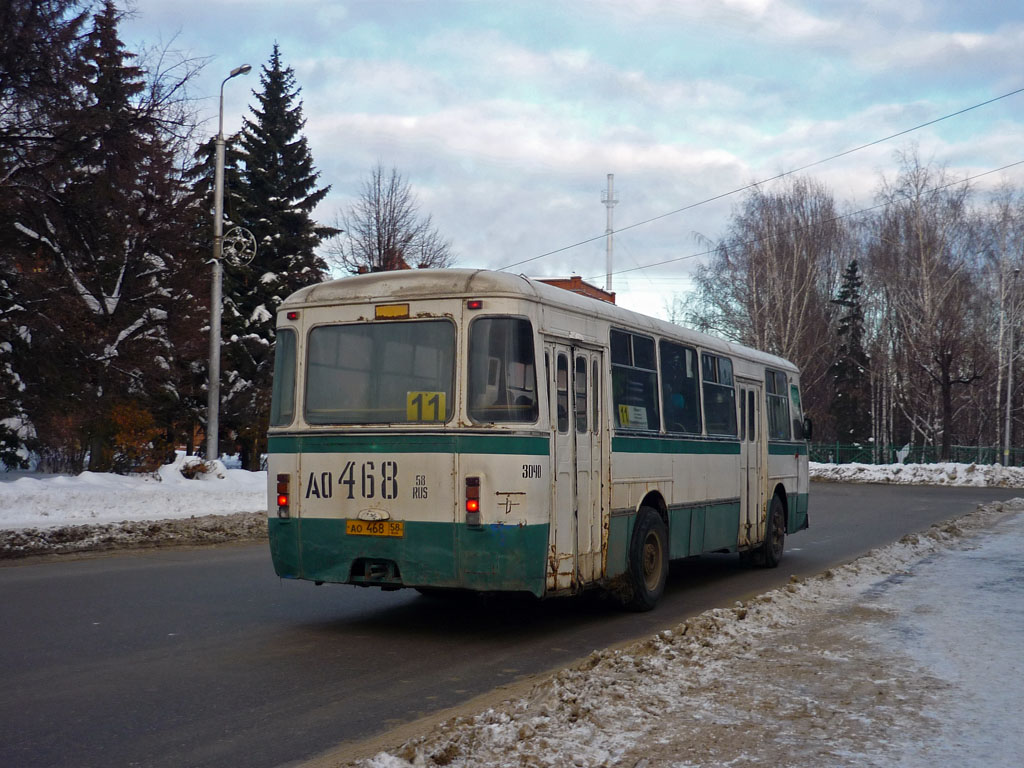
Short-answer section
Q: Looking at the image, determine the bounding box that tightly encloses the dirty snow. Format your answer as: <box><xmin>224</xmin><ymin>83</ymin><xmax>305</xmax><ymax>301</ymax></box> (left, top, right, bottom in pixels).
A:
<box><xmin>0</xmin><ymin>452</ymin><xmax>266</xmax><ymax>557</ymax></box>
<box><xmin>349</xmin><ymin>501</ymin><xmax>1024</xmax><ymax>768</ymax></box>
<box><xmin>809</xmin><ymin>460</ymin><xmax>1024</xmax><ymax>487</ymax></box>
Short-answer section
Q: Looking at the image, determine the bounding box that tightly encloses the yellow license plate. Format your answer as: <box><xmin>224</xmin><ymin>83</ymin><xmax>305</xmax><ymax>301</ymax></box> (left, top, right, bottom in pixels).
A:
<box><xmin>345</xmin><ymin>519</ymin><xmax>404</xmax><ymax>538</ymax></box>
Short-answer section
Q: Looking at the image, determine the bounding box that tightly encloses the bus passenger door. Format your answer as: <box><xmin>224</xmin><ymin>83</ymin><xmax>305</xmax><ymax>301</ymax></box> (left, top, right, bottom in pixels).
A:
<box><xmin>547</xmin><ymin>344</ymin><xmax>604</xmax><ymax>591</ymax></box>
<box><xmin>738</xmin><ymin>382</ymin><xmax>764</xmax><ymax>547</ymax></box>
<box><xmin>573</xmin><ymin>350</ymin><xmax>603</xmax><ymax>584</ymax></box>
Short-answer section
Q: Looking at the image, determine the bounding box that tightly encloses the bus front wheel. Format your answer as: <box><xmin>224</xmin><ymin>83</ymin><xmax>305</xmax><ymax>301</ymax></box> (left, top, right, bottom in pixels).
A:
<box><xmin>626</xmin><ymin>507</ymin><xmax>669</xmax><ymax>611</ymax></box>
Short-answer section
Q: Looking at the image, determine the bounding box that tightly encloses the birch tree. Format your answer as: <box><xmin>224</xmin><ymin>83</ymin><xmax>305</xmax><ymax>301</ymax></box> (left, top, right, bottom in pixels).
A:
<box><xmin>689</xmin><ymin>176</ymin><xmax>847</xmax><ymax>428</ymax></box>
<box><xmin>865</xmin><ymin>149</ymin><xmax>987</xmax><ymax>460</ymax></box>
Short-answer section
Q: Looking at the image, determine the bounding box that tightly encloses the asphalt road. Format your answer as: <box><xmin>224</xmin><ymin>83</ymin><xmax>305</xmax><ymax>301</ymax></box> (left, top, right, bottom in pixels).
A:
<box><xmin>0</xmin><ymin>482</ymin><xmax>1018</xmax><ymax>768</ymax></box>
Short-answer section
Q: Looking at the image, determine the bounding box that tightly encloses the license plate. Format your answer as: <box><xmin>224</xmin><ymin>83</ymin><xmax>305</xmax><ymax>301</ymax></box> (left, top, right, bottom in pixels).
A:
<box><xmin>345</xmin><ymin>519</ymin><xmax>404</xmax><ymax>538</ymax></box>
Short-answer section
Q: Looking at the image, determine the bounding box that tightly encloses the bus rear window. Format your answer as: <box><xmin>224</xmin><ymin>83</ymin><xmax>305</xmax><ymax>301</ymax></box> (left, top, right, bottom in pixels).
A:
<box><xmin>305</xmin><ymin>320</ymin><xmax>455</xmax><ymax>424</ymax></box>
<box><xmin>468</xmin><ymin>317</ymin><xmax>538</xmax><ymax>423</ymax></box>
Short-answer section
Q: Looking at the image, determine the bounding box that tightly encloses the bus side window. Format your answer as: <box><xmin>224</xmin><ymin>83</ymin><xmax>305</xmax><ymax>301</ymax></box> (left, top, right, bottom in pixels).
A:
<box><xmin>468</xmin><ymin>317</ymin><xmax>538</xmax><ymax>423</ymax></box>
<box><xmin>659</xmin><ymin>340</ymin><xmax>701</xmax><ymax>433</ymax></box>
<box><xmin>575</xmin><ymin>356</ymin><xmax>587</xmax><ymax>433</ymax></box>
<box><xmin>765</xmin><ymin>369</ymin><xmax>791</xmax><ymax>440</ymax></box>
<box><xmin>701</xmin><ymin>353</ymin><xmax>737</xmax><ymax>436</ymax></box>
<box><xmin>611</xmin><ymin>329</ymin><xmax>659</xmax><ymax>431</ymax></box>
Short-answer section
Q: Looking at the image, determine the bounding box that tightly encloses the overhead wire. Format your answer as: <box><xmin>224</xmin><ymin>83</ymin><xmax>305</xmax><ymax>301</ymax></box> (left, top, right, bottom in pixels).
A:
<box><xmin>497</xmin><ymin>85</ymin><xmax>1024</xmax><ymax>272</ymax></box>
<box><xmin>586</xmin><ymin>159</ymin><xmax>1024</xmax><ymax>284</ymax></box>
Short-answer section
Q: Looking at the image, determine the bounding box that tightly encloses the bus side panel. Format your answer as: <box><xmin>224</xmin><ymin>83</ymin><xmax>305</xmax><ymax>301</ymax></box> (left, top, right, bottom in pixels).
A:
<box><xmin>789</xmin><ymin>492</ymin><xmax>810</xmax><ymax>533</ymax></box>
<box><xmin>768</xmin><ymin>441</ymin><xmax>809</xmax><ymax>534</ymax></box>
<box><xmin>702</xmin><ymin>500</ymin><xmax>741</xmax><ymax>552</ymax></box>
<box><xmin>668</xmin><ymin>506</ymin><xmax>694</xmax><ymax>556</ymax></box>
<box><xmin>605</xmin><ymin>510</ymin><xmax>637</xmax><ymax>578</ymax></box>
<box><xmin>455</xmin><ymin>523</ymin><xmax>549</xmax><ymax>595</ymax></box>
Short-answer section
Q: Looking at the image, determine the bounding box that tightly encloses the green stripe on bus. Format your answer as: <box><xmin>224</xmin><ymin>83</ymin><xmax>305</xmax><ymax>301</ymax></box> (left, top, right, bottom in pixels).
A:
<box><xmin>268</xmin><ymin>433</ymin><xmax>550</xmax><ymax>455</ymax></box>
<box><xmin>768</xmin><ymin>442</ymin><xmax>808</xmax><ymax>456</ymax></box>
<box><xmin>611</xmin><ymin>435</ymin><xmax>741</xmax><ymax>455</ymax></box>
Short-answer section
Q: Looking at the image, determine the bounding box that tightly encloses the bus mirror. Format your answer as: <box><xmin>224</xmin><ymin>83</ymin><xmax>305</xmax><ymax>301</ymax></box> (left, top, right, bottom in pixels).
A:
<box><xmin>802</xmin><ymin>417</ymin><xmax>813</xmax><ymax>441</ymax></box>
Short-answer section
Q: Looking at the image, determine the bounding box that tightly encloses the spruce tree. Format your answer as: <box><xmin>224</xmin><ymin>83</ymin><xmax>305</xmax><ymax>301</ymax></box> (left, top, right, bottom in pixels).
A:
<box><xmin>220</xmin><ymin>43</ymin><xmax>332</xmax><ymax>468</ymax></box>
<box><xmin>4</xmin><ymin>1</ymin><xmax>204</xmax><ymax>471</ymax></box>
<box><xmin>830</xmin><ymin>260</ymin><xmax>871</xmax><ymax>444</ymax></box>
<box><xmin>1</xmin><ymin>0</ymin><xmax>91</xmax><ymax>466</ymax></box>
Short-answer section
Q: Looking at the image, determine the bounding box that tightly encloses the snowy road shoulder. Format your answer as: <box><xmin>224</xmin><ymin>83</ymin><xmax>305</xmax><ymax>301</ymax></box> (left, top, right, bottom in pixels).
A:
<box><xmin>334</xmin><ymin>499</ymin><xmax>1024</xmax><ymax>768</ymax></box>
<box><xmin>810</xmin><ymin>460</ymin><xmax>1024</xmax><ymax>487</ymax></box>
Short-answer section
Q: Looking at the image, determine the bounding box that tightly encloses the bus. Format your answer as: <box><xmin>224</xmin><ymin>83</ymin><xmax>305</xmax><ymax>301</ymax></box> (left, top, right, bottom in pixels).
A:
<box><xmin>266</xmin><ymin>269</ymin><xmax>810</xmax><ymax>610</ymax></box>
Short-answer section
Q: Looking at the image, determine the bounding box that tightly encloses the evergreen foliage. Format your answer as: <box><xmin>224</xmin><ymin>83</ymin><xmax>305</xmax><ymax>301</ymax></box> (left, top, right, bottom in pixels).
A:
<box><xmin>829</xmin><ymin>260</ymin><xmax>871</xmax><ymax>442</ymax></box>
<box><xmin>219</xmin><ymin>44</ymin><xmax>332</xmax><ymax>469</ymax></box>
<box><xmin>1</xmin><ymin>1</ymin><xmax>205</xmax><ymax>471</ymax></box>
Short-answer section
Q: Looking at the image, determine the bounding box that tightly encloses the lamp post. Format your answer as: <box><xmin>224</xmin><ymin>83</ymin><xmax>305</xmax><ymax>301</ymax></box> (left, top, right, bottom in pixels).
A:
<box><xmin>1005</xmin><ymin>267</ymin><xmax>1020</xmax><ymax>467</ymax></box>
<box><xmin>206</xmin><ymin>63</ymin><xmax>251</xmax><ymax>461</ymax></box>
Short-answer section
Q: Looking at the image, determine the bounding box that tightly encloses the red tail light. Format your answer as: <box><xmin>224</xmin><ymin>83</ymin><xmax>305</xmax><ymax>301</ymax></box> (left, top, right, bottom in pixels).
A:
<box><xmin>277</xmin><ymin>473</ymin><xmax>290</xmax><ymax>518</ymax></box>
<box><xmin>465</xmin><ymin>476</ymin><xmax>481</xmax><ymax>526</ymax></box>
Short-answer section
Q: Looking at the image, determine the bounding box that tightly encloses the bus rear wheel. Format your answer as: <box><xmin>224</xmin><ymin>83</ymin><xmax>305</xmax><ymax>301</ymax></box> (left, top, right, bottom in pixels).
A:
<box><xmin>626</xmin><ymin>507</ymin><xmax>669</xmax><ymax>611</ymax></box>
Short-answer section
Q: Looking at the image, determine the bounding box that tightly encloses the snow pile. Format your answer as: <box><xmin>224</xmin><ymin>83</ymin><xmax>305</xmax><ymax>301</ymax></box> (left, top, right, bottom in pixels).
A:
<box><xmin>0</xmin><ymin>451</ymin><xmax>266</xmax><ymax>529</ymax></box>
<box><xmin>355</xmin><ymin>500</ymin><xmax>1024</xmax><ymax>768</ymax></box>
<box><xmin>810</xmin><ymin>460</ymin><xmax>1024</xmax><ymax>487</ymax></box>
<box><xmin>0</xmin><ymin>452</ymin><xmax>267</xmax><ymax>558</ymax></box>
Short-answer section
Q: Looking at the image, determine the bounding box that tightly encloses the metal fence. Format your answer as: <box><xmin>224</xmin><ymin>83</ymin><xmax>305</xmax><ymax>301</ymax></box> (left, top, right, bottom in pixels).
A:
<box><xmin>809</xmin><ymin>443</ymin><xmax>1024</xmax><ymax>467</ymax></box>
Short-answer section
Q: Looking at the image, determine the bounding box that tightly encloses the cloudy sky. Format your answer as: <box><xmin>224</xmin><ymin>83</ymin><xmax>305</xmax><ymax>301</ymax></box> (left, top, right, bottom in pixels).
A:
<box><xmin>124</xmin><ymin>0</ymin><xmax>1024</xmax><ymax>316</ymax></box>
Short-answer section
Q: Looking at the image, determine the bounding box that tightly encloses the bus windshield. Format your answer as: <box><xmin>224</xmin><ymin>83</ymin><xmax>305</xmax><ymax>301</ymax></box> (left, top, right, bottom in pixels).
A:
<box><xmin>305</xmin><ymin>320</ymin><xmax>455</xmax><ymax>424</ymax></box>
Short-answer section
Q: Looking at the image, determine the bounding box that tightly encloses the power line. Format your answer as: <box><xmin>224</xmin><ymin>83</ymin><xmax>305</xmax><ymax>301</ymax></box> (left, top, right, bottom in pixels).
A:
<box><xmin>585</xmin><ymin>159</ymin><xmax>1024</xmax><ymax>284</ymax></box>
<box><xmin>498</xmin><ymin>85</ymin><xmax>1024</xmax><ymax>272</ymax></box>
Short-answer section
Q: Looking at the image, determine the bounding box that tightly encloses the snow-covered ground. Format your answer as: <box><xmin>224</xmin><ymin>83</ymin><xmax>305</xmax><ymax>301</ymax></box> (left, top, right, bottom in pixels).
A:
<box><xmin>349</xmin><ymin>501</ymin><xmax>1024</xmax><ymax>768</ymax></box>
<box><xmin>0</xmin><ymin>451</ymin><xmax>265</xmax><ymax>529</ymax></box>
<box><xmin>2</xmin><ymin>458</ymin><xmax>1022</xmax><ymax>534</ymax></box>
<box><xmin>2</xmin><ymin>458</ymin><xmax>1023</xmax><ymax>766</ymax></box>
<box><xmin>810</xmin><ymin>460</ymin><xmax>1024</xmax><ymax>487</ymax></box>
<box><xmin>0</xmin><ymin>452</ymin><xmax>267</xmax><ymax>557</ymax></box>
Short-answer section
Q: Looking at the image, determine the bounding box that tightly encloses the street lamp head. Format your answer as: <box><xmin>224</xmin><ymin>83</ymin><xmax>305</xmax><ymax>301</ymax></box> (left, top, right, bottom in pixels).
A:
<box><xmin>229</xmin><ymin>64</ymin><xmax>252</xmax><ymax>79</ymax></box>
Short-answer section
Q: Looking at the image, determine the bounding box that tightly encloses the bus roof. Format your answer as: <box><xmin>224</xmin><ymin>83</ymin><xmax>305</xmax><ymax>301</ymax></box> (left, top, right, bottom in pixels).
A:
<box><xmin>282</xmin><ymin>269</ymin><xmax>798</xmax><ymax>374</ymax></box>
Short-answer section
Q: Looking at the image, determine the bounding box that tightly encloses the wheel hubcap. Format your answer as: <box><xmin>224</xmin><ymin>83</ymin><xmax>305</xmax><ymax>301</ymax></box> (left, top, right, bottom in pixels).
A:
<box><xmin>643</xmin><ymin>533</ymin><xmax>662</xmax><ymax>591</ymax></box>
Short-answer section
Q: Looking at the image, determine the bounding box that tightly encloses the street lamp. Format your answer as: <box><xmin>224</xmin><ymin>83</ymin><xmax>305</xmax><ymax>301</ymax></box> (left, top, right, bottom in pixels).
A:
<box><xmin>207</xmin><ymin>63</ymin><xmax>251</xmax><ymax>461</ymax></box>
<box><xmin>1005</xmin><ymin>267</ymin><xmax>1020</xmax><ymax>467</ymax></box>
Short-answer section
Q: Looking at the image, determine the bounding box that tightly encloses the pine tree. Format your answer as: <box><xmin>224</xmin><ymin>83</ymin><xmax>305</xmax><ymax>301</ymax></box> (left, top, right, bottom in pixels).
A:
<box><xmin>830</xmin><ymin>260</ymin><xmax>871</xmax><ymax>443</ymax></box>
<box><xmin>220</xmin><ymin>43</ymin><xmax>332</xmax><ymax>469</ymax></box>
<box><xmin>4</xmin><ymin>1</ymin><xmax>205</xmax><ymax>471</ymax></box>
<box><xmin>1</xmin><ymin>0</ymin><xmax>92</xmax><ymax>467</ymax></box>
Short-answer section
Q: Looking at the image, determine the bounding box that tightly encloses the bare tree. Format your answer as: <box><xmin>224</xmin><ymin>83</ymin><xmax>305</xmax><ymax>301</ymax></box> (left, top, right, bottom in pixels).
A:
<box><xmin>689</xmin><ymin>176</ymin><xmax>848</xmax><ymax>429</ymax></box>
<box><xmin>865</xmin><ymin>148</ymin><xmax>987</xmax><ymax>460</ymax></box>
<box><xmin>329</xmin><ymin>162</ymin><xmax>454</xmax><ymax>273</ymax></box>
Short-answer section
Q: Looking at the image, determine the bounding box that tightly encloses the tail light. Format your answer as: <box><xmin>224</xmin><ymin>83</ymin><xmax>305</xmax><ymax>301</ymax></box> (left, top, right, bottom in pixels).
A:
<box><xmin>465</xmin><ymin>476</ymin><xmax>481</xmax><ymax>526</ymax></box>
<box><xmin>277</xmin><ymin>473</ymin><xmax>290</xmax><ymax>518</ymax></box>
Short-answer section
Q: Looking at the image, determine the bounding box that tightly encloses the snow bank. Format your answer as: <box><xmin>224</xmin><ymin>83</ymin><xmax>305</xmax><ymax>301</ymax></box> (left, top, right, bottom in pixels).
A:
<box><xmin>810</xmin><ymin>461</ymin><xmax>1024</xmax><ymax>487</ymax></box>
<box><xmin>354</xmin><ymin>500</ymin><xmax>1024</xmax><ymax>768</ymax></box>
<box><xmin>0</xmin><ymin>451</ymin><xmax>266</xmax><ymax>530</ymax></box>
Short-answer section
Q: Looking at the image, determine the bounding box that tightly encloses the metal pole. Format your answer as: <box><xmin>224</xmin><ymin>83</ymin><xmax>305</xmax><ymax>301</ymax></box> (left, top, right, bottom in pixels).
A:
<box><xmin>1005</xmin><ymin>268</ymin><xmax>1020</xmax><ymax>467</ymax></box>
<box><xmin>206</xmin><ymin>64</ymin><xmax>250</xmax><ymax>461</ymax></box>
<box><xmin>603</xmin><ymin>173</ymin><xmax>617</xmax><ymax>293</ymax></box>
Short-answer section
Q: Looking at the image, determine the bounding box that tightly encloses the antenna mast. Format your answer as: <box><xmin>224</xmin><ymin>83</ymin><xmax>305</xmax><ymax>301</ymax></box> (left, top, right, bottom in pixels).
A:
<box><xmin>602</xmin><ymin>173</ymin><xmax>618</xmax><ymax>292</ymax></box>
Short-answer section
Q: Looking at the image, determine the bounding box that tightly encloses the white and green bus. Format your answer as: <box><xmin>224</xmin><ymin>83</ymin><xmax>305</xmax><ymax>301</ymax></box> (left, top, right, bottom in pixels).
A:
<box><xmin>267</xmin><ymin>269</ymin><xmax>810</xmax><ymax>610</ymax></box>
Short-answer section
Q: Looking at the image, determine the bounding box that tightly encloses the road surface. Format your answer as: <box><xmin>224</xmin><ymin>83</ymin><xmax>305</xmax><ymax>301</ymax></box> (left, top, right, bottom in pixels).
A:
<box><xmin>0</xmin><ymin>482</ymin><xmax>1016</xmax><ymax>767</ymax></box>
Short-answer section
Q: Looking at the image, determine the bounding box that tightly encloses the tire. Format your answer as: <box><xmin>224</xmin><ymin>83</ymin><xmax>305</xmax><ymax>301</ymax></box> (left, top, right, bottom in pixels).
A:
<box><xmin>761</xmin><ymin>494</ymin><xmax>786</xmax><ymax>568</ymax></box>
<box><xmin>626</xmin><ymin>506</ymin><xmax>669</xmax><ymax>611</ymax></box>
